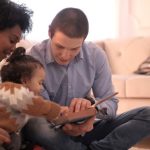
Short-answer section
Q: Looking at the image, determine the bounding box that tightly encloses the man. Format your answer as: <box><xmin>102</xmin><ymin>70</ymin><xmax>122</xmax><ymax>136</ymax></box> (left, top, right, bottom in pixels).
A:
<box><xmin>0</xmin><ymin>0</ymin><xmax>33</xmax><ymax>149</ymax></box>
<box><xmin>24</xmin><ymin>7</ymin><xmax>150</xmax><ymax>150</ymax></box>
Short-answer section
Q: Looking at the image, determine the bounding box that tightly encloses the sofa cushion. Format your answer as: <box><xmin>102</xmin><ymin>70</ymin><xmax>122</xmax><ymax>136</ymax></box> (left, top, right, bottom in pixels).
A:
<box><xmin>103</xmin><ymin>37</ymin><xmax>150</xmax><ymax>74</ymax></box>
<box><xmin>112</xmin><ymin>75</ymin><xmax>126</xmax><ymax>98</ymax></box>
<box><xmin>126</xmin><ymin>74</ymin><xmax>150</xmax><ymax>98</ymax></box>
<box><xmin>16</xmin><ymin>39</ymin><xmax>38</xmax><ymax>52</ymax></box>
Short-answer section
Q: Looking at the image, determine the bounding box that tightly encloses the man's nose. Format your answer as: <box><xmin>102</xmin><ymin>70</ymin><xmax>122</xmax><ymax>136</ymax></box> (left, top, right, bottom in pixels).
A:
<box><xmin>61</xmin><ymin>49</ymin><xmax>71</xmax><ymax>60</ymax></box>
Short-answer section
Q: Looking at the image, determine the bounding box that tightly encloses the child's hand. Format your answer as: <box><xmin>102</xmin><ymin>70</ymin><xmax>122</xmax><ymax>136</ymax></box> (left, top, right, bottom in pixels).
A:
<box><xmin>0</xmin><ymin>128</ymin><xmax>11</xmax><ymax>144</ymax></box>
<box><xmin>60</xmin><ymin>106</ymin><xmax>69</xmax><ymax>116</ymax></box>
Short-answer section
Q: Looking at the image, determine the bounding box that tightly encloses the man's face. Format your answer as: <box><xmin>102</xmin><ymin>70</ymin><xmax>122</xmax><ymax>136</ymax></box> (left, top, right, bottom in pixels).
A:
<box><xmin>0</xmin><ymin>25</ymin><xmax>22</xmax><ymax>61</ymax></box>
<box><xmin>50</xmin><ymin>31</ymin><xmax>84</xmax><ymax>65</ymax></box>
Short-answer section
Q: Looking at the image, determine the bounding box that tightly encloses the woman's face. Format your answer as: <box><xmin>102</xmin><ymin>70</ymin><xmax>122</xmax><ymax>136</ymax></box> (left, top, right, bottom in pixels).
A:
<box><xmin>0</xmin><ymin>25</ymin><xmax>22</xmax><ymax>61</ymax></box>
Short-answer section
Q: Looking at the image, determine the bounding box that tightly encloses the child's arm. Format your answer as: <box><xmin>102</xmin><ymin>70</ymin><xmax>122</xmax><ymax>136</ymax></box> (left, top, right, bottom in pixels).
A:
<box><xmin>22</xmin><ymin>96</ymin><xmax>61</xmax><ymax>121</ymax></box>
<box><xmin>0</xmin><ymin>82</ymin><xmax>61</xmax><ymax>121</ymax></box>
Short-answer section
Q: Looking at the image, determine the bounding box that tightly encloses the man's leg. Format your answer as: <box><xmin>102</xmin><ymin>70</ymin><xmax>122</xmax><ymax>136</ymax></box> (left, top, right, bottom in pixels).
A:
<box><xmin>22</xmin><ymin>117</ymin><xmax>88</xmax><ymax>150</ymax></box>
<box><xmin>81</xmin><ymin>106</ymin><xmax>150</xmax><ymax>150</ymax></box>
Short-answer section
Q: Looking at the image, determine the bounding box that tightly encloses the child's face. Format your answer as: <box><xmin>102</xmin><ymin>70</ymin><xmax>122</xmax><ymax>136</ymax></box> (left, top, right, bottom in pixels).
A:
<box><xmin>24</xmin><ymin>67</ymin><xmax>45</xmax><ymax>95</ymax></box>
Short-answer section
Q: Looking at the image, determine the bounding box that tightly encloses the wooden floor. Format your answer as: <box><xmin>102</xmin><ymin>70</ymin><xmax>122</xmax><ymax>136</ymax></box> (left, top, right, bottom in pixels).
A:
<box><xmin>117</xmin><ymin>98</ymin><xmax>150</xmax><ymax>114</ymax></box>
<box><xmin>130</xmin><ymin>148</ymin><xmax>149</xmax><ymax>150</ymax></box>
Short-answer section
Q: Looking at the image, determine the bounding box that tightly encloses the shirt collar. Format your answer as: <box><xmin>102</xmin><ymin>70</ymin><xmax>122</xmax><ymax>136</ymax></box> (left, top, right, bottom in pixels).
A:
<box><xmin>77</xmin><ymin>47</ymin><xmax>83</xmax><ymax>59</ymax></box>
<box><xmin>74</xmin><ymin>45</ymin><xmax>84</xmax><ymax>62</ymax></box>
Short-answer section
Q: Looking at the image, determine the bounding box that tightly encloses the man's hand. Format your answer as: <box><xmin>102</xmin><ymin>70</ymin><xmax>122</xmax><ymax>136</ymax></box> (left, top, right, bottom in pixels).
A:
<box><xmin>62</xmin><ymin>98</ymin><xmax>95</xmax><ymax>136</ymax></box>
<box><xmin>0</xmin><ymin>128</ymin><xmax>11</xmax><ymax>144</ymax></box>
<box><xmin>69</xmin><ymin>98</ymin><xmax>91</xmax><ymax>112</ymax></box>
<box><xmin>62</xmin><ymin>116</ymin><xmax>95</xmax><ymax>136</ymax></box>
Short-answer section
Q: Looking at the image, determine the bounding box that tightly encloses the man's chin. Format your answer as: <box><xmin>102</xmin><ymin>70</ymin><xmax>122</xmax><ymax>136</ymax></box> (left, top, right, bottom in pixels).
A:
<box><xmin>56</xmin><ymin>60</ymin><xmax>69</xmax><ymax>65</ymax></box>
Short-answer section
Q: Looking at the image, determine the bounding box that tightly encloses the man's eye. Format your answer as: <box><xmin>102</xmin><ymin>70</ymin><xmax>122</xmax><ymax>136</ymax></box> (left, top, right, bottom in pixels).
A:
<box><xmin>72</xmin><ymin>48</ymin><xmax>78</xmax><ymax>51</ymax></box>
<box><xmin>39</xmin><ymin>81</ymin><xmax>43</xmax><ymax>85</ymax></box>
<box><xmin>56</xmin><ymin>45</ymin><xmax>64</xmax><ymax>49</ymax></box>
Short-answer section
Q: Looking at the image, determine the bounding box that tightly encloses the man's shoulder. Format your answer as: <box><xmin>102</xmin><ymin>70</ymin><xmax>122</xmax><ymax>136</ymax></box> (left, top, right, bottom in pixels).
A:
<box><xmin>82</xmin><ymin>41</ymin><xmax>106</xmax><ymax>59</ymax></box>
<box><xmin>28</xmin><ymin>39</ymin><xmax>49</xmax><ymax>61</ymax></box>
<box><xmin>30</xmin><ymin>39</ymin><xmax>48</xmax><ymax>53</ymax></box>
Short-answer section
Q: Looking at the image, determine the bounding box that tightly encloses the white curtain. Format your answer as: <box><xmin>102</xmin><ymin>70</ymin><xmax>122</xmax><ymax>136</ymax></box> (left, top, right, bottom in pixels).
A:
<box><xmin>12</xmin><ymin>0</ymin><xmax>119</xmax><ymax>42</ymax></box>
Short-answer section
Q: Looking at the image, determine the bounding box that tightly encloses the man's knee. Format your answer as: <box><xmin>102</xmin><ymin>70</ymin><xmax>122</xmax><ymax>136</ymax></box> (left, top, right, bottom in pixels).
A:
<box><xmin>22</xmin><ymin>118</ymin><xmax>63</xmax><ymax>142</ymax></box>
<box><xmin>135</xmin><ymin>106</ymin><xmax>150</xmax><ymax>121</ymax></box>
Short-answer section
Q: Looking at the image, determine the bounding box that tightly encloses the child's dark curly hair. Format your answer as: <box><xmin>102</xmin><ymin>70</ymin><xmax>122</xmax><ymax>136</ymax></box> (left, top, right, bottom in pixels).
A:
<box><xmin>0</xmin><ymin>0</ymin><xmax>33</xmax><ymax>34</ymax></box>
<box><xmin>1</xmin><ymin>47</ymin><xmax>44</xmax><ymax>83</ymax></box>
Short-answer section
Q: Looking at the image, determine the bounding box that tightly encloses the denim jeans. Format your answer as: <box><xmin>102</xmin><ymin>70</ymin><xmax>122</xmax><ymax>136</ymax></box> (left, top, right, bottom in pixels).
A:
<box><xmin>22</xmin><ymin>107</ymin><xmax>150</xmax><ymax>150</ymax></box>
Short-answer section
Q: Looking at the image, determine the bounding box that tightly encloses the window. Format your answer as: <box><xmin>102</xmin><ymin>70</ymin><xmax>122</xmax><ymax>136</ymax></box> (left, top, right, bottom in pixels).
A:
<box><xmin>12</xmin><ymin>0</ymin><xmax>119</xmax><ymax>41</ymax></box>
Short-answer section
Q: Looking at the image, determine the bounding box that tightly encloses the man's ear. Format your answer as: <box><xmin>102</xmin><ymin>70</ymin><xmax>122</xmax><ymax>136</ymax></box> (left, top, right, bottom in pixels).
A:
<box><xmin>48</xmin><ymin>25</ymin><xmax>51</xmax><ymax>38</ymax></box>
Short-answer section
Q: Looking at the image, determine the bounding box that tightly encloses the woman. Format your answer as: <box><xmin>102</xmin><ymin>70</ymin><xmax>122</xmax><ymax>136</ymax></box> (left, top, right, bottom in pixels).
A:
<box><xmin>0</xmin><ymin>0</ymin><xmax>33</xmax><ymax>61</ymax></box>
<box><xmin>0</xmin><ymin>0</ymin><xmax>33</xmax><ymax>149</ymax></box>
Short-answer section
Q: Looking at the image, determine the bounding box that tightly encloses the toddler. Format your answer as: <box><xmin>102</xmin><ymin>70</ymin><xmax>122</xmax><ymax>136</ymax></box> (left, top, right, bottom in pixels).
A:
<box><xmin>0</xmin><ymin>47</ymin><xmax>68</xmax><ymax>149</ymax></box>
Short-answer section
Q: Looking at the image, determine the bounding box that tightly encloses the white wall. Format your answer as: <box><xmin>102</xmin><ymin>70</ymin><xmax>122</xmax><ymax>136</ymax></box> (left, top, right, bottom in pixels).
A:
<box><xmin>12</xmin><ymin>0</ymin><xmax>119</xmax><ymax>42</ymax></box>
<box><xmin>131</xmin><ymin>0</ymin><xmax>150</xmax><ymax>36</ymax></box>
<box><xmin>118</xmin><ymin>0</ymin><xmax>150</xmax><ymax>38</ymax></box>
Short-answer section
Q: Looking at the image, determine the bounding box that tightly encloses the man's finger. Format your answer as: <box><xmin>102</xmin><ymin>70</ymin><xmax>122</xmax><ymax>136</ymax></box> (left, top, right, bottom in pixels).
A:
<box><xmin>69</xmin><ymin>99</ymin><xmax>77</xmax><ymax>112</ymax></box>
<box><xmin>80</xmin><ymin>99</ymin><xmax>91</xmax><ymax>110</ymax></box>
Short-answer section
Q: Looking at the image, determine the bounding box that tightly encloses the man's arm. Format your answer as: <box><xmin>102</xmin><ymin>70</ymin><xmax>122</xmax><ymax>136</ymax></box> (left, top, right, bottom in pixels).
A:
<box><xmin>92</xmin><ymin>45</ymin><xmax>118</xmax><ymax>118</ymax></box>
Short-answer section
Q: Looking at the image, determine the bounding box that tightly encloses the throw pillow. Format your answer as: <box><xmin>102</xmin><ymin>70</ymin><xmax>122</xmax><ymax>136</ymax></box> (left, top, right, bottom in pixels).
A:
<box><xmin>134</xmin><ymin>56</ymin><xmax>150</xmax><ymax>75</ymax></box>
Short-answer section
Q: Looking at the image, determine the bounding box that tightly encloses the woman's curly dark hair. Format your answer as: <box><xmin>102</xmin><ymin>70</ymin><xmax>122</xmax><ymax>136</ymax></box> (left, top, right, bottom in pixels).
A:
<box><xmin>1</xmin><ymin>47</ymin><xmax>44</xmax><ymax>83</ymax></box>
<box><xmin>0</xmin><ymin>0</ymin><xmax>33</xmax><ymax>34</ymax></box>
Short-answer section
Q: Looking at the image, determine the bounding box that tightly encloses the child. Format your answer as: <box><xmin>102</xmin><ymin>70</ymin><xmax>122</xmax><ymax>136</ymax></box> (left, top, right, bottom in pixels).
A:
<box><xmin>0</xmin><ymin>47</ymin><xmax>68</xmax><ymax>149</ymax></box>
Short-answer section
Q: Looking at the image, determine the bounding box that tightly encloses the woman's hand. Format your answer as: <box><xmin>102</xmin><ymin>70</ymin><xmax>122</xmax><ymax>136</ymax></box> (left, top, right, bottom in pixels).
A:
<box><xmin>0</xmin><ymin>128</ymin><xmax>11</xmax><ymax>144</ymax></box>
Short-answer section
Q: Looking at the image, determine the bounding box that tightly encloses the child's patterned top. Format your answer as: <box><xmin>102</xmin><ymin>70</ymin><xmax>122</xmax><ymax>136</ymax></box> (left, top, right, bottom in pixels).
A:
<box><xmin>0</xmin><ymin>82</ymin><xmax>61</xmax><ymax>133</ymax></box>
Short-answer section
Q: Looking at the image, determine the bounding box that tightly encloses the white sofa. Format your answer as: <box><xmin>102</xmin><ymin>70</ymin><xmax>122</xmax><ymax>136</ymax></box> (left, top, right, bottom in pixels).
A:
<box><xmin>16</xmin><ymin>39</ymin><xmax>37</xmax><ymax>51</ymax></box>
<box><xmin>95</xmin><ymin>37</ymin><xmax>150</xmax><ymax>114</ymax></box>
